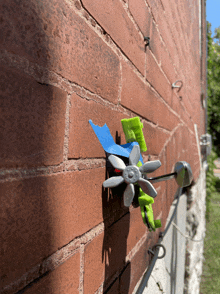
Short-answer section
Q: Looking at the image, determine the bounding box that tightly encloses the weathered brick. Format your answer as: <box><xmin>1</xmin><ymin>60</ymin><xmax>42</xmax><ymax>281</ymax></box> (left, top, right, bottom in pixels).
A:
<box><xmin>0</xmin><ymin>64</ymin><xmax>66</xmax><ymax>168</ymax></box>
<box><xmin>168</xmin><ymin>0</ymin><xmax>189</xmax><ymax>51</ymax></box>
<box><xmin>160</xmin><ymin>41</ymin><xmax>177</xmax><ymax>85</ymax></box>
<box><xmin>120</xmin><ymin>61</ymin><xmax>158</xmax><ymax>125</ymax></box>
<box><xmin>81</xmin><ymin>0</ymin><xmax>145</xmax><ymax>75</ymax></box>
<box><xmin>121</xmin><ymin>61</ymin><xmax>179</xmax><ymax>131</ymax></box>
<box><xmin>171</xmin><ymin>91</ymin><xmax>182</xmax><ymax>116</ymax></box>
<box><xmin>156</xmin><ymin>14</ymin><xmax>180</xmax><ymax>73</ymax></box>
<box><xmin>128</xmin><ymin>0</ymin><xmax>152</xmax><ymax>37</ymax></box>
<box><xmin>0</xmin><ymin>168</ymin><xmax>104</xmax><ymax>287</ymax></box>
<box><xmin>180</xmin><ymin>104</ymin><xmax>194</xmax><ymax>132</ymax></box>
<box><xmin>0</xmin><ymin>0</ymin><xmax>120</xmax><ymax>103</ymax></box>
<box><xmin>158</xmin><ymin>103</ymin><xmax>180</xmax><ymax>132</ymax></box>
<box><xmin>146</xmin><ymin>50</ymin><xmax>172</xmax><ymax>106</ymax></box>
<box><xmin>176</xmin><ymin>0</ymin><xmax>190</xmax><ymax>39</ymax></box>
<box><xmin>146</xmin><ymin>0</ymin><xmax>164</xmax><ymax>24</ymax></box>
<box><xmin>68</xmin><ymin>93</ymin><xmax>128</xmax><ymax>159</ymax></box>
<box><xmin>24</xmin><ymin>252</ymin><xmax>80</xmax><ymax>294</ymax></box>
<box><xmin>149</xmin><ymin>20</ymin><xmax>162</xmax><ymax>64</ymax></box>
<box><xmin>161</xmin><ymin>0</ymin><xmax>187</xmax><ymax>62</ymax></box>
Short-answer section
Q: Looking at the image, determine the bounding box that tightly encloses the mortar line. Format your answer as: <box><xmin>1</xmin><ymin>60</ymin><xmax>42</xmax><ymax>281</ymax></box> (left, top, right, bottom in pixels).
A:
<box><xmin>158</xmin><ymin>123</ymin><xmax>184</xmax><ymax>157</ymax></box>
<box><xmin>0</xmin><ymin>158</ymin><xmax>106</xmax><ymax>182</ymax></box>
<box><xmin>63</xmin><ymin>94</ymin><xmax>71</xmax><ymax>162</ymax></box>
<box><xmin>149</xmin><ymin>48</ymin><xmax>173</xmax><ymax>85</ymax></box>
<box><xmin>0</xmin><ymin>49</ymin><xmax>194</xmax><ymax>132</ymax></box>
<box><xmin>72</xmin><ymin>0</ymin><xmax>147</xmax><ymax>79</ymax></box>
<box><xmin>117</xmin><ymin>59</ymin><xmax>123</xmax><ymax>105</ymax></box>
<box><xmin>2</xmin><ymin>222</ymin><xmax>104</xmax><ymax>294</ymax></box>
<box><xmin>144</xmin><ymin>1</ymin><xmax>180</xmax><ymax>74</ymax></box>
<box><xmin>79</xmin><ymin>244</ymin><xmax>85</xmax><ymax>294</ymax></box>
<box><xmin>119</xmin><ymin>0</ymin><xmax>147</xmax><ymax>41</ymax></box>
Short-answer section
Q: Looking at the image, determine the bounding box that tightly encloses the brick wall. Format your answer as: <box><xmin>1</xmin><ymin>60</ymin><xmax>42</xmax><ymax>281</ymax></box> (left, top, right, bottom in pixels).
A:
<box><xmin>0</xmin><ymin>0</ymin><xmax>206</xmax><ymax>293</ymax></box>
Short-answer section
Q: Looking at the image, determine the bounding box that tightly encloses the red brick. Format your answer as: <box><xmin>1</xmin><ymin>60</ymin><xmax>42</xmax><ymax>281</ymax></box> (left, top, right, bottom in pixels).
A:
<box><xmin>142</xmin><ymin>121</ymin><xmax>169</xmax><ymax>155</ymax></box>
<box><xmin>161</xmin><ymin>0</ymin><xmax>187</xmax><ymax>62</ymax></box>
<box><xmin>119</xmin><ymin>234</ymin><xmax>156</xmax><ymax>294</ymax></box>
<box><xmin>167</xmin><ymin>142</ymin><xmax>179</xmax><ymax>175</ymax></box>
<box><xmin>177</xmin><ymin>94</ymin><xmax>195</xmax><ymax>120</ymax></box>
<box><xmin>180</xmin><ymin>126</ymin><xmax>191</xmax><ymax>155</ymax></box>
<box><xmin>147</xmin><ymin>151</ymin><xmax>167</xmax><ymax>220</ymax></box>
<box><xmin>81</xmin><ymin>0</ymin><xmax>145</xmax><ymax>75</ymax></box>
<box><xmin>128</xmin><ymin>0</ymin><xmax>152</xmax><ymax>37</ymax></box>
<box><xmin>84</xmin><ymin>207</ymin><xmax>148</xmax><ymax>294</ymax></box>
<box><xmin>127</xmin><ymin>208</ymin><xmax>147</xmax><ymax>254</ymax></box>
<box><xmin>121</xmin><ymin>61</ymin><xmax>158</xmax><ymax>125</ymax></box>
<box><xmin>146</xmin><ymin>51</ymin><xmax>172</xmax><ymax>105</ymax></box>
<box><xmin>0</xmin><ymin>0</ymin><xmax>120</xmax><ymax>103</ymax></box>
<box><xmin>146</xmin><ymin>0</ymin><xmax>164</xmax><ymax>24</ymax></box>
<box><xmin>0</xmin><ymin>168</ymin><xmax>104</xmax><ymax>287</ymax></box>
<box><xmin>160</xmin><ymin>41</ymin><xmax>177</xmax><ymax>85</ymax></box>
<box><xmin>84</xmin><ymin>214</ymin><xmax>130</xmax><ymax>293</ymax></box>
<box><xmin>84</xmin><ymin>233</ymin><xmax>105</xmax><ymax>294</ymax></box>
<box><xmin>156</xmin><ymin>100</ymin><xmax>180</xmax><ymax>132</ymax></box>
<box><xmin>171</xmin><ymin>91</ymin><xmax>182</xmax><ymax>115</ymax></box>
<box><xmin>24</xmin><ymin>252</ymin><xmax>80</xmax><ymax>294</ymax></box>
<box><xmin>149</xmin><ymin>20</ymin><xmax>162</xmax><ymax>64</ymax></box>
<box><xmin>121</xmin><ymin>61</ymin><xmax>179</xmax><ymax>131</ymax></box>
<box><xmin>176</xmin><ymin>0</ymin><xmax>190</xmax><ymax>38</ymax></box>
<box><xmin>166</xmin><ymin>134</ymin><xmax>178</xmax><ymax>177</ymax></box>
<box><xmin>0</xmin><ymin>64</ymin><xmax>66</xmax><ymax>168</ymax></box>
<box><xmin>180</xmin><ymin>105</ymin><xmax>194</xmax><ymax>133</ymax></box>
<box><xmin>192</xmin><ymin>170</ymin><xmax>199</xmax><ymax>183</ymax></box>
<box><xmin>160</xmin><ymin>191</ymin><xmax>168</xmax><ymax>231</ymax></box>
<box><xmin>68</xmin><ymin>93</ymin><xmax>128</xmax><ymax>159</ymax></box>
<box><xmin>103</xmin><ymin>214</ymin><xmax>131</xmax><ymax>281</ymax></box>
<box><xmin>156</xmin><ymin>15</ymin><xmax>180</xmax><ymax>73</ymax></box>
<box><xmin>169</xmin><ymin>0</ymin><xmax>189</xmax><ymax>52</ymax></box>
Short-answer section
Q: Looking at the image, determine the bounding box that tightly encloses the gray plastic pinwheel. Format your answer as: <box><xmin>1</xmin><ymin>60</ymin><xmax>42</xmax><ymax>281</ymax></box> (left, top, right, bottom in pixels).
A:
<box><xmin>103</xmin><ymin>145</ymin><xmax>161</xmax><ymax>207</ymax></box>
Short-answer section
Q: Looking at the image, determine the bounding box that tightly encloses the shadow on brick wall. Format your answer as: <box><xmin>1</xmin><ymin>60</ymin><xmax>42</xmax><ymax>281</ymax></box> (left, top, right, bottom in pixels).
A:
<box><xmin>0</xmin><ymin>1</ymin><xmax>66</xmax><ymax>292</ymax></box>
<box><xmin>101</xmin><ymin>133</ymin><xmax>131</xmax><ymax>293</ymax></box>
<box><xmin>102</xmin><ymin>182</ymin><xmax>131</xmax><ymax>294</ymax></box>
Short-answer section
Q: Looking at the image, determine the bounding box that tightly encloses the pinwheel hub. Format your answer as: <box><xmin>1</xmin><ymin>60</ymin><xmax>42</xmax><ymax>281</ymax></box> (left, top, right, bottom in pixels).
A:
<box><xmin>123</xmin><ymin>166</ymin><xmax>141</xmax><ymax>184</ymax></box>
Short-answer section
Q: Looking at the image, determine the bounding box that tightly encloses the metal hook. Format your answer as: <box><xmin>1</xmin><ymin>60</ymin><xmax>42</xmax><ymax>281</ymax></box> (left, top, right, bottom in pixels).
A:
<box><xmin>144</xmin><ymin>36</ymin><xmax>150</xmax><ymax>45</ymax></box>
<box><xmin>172</xmin><ymin>80</ymin><xmax>183</xmax><ymax>92</ymax></box>
<box><xmin>152</xmin><ymin>244</ymin><xmax>166</xmax><ymax>259</ymax></box>
<box><xmin>148</xmin><ymin>244</ymin><xmax>166</xmax><ymax>259</ymax></box>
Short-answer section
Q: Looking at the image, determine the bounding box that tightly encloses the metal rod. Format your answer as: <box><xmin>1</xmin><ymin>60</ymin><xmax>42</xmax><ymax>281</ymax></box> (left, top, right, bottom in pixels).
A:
<box><xmin>136</xmin><ymin>241</ymin><xmax>161</xmax><ymax>293</ymax></box>
<box><xmin>147</xmin><ymin>172</ymin><xmax>176</xmax><ymax>183</ymax></box>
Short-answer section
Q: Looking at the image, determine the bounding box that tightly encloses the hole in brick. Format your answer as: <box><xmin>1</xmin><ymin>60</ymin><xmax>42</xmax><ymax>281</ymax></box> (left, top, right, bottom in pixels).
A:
<box><xmin>74</xmin><ymin>1</ymin><xmax>82</xmax><ymax>10</ymax></box>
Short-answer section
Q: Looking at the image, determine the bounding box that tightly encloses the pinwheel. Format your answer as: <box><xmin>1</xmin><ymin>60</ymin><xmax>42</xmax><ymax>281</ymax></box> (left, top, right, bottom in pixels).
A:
<box><xmin>103</xmin><ymin>145</ymin><xmax>161</xmax><ymax>207</ymax></box>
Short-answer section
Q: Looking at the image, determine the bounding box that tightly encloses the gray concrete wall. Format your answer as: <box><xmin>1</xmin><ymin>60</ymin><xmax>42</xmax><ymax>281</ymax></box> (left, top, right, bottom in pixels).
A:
<box><xmin>184</xmin><ymin>163</ymin><xmax>206</xmax><ymax>293</ymax></box>
<box><xmin>133</xmin><ymin>164</ymin><xmax>206</xmax><ymax>294</ymax></box>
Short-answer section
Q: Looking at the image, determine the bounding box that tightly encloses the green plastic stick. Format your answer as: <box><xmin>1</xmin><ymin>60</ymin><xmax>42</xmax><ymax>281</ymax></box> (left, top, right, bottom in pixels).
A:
<box><xmin>121</xmin><ymin>117</ymin><xmax>147</xmax><ymax>152</ymax></box>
